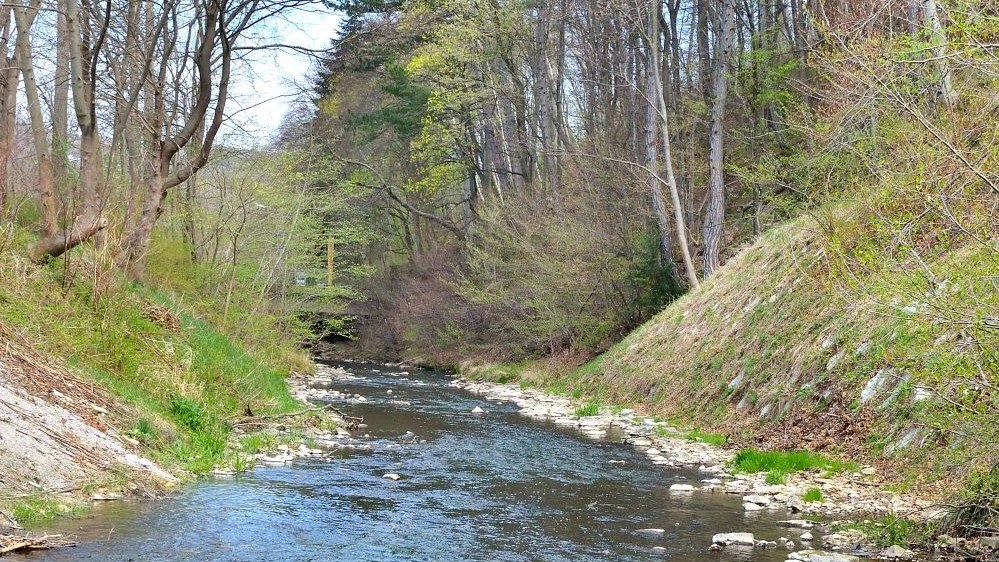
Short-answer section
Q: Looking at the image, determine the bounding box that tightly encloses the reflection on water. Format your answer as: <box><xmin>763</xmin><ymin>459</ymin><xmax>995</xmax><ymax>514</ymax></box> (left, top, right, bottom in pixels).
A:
<box><xmin>20</xmin><ymin>362</ymin><xmax>798</xmax><ymax>561</ymax></box>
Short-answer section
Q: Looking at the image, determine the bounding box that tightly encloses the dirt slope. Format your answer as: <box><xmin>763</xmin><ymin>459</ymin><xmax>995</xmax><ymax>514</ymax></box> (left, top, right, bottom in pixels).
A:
<box><xmin>0</xmin><ymin>321</ymin><xmax>176</xmax><ymax>509</ymax></box>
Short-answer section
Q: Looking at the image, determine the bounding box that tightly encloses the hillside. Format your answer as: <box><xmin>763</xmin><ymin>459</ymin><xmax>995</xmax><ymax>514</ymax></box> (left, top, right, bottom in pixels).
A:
<box><xmin>0</xmin><ymin>230</ymin><xmax>317</xmax><ymax>528</ymax></box>
<box><xmin>465</xmin><ymin>196</ymin><xmax>996</xmax><ymax>505</ymax></box>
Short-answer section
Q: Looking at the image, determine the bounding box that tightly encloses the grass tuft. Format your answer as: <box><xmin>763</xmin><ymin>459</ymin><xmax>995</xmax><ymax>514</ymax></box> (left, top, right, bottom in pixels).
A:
<box><xmin>574</xmin><ymin>402</ymin><xmax>600</xmax><ymax>417</ymax></box>
<box><xmin>732</xmin><ymin>448</ymin><xmax>854</xmax><ymax>475</ymax></box>
<box><xmin>766</xmin><ymin>470</ymin><xmax>788</xmax><ymax>485</ymax></box>
<box><xmin>803</xmin><ymin>487</ymin><xmax>823</xmax><ymax>502</ymax></box>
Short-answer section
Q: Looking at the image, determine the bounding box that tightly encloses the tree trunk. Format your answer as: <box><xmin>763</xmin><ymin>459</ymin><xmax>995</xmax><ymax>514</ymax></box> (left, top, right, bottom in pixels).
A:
<box><xmin>702</xmin><ymin>0</ymin><xmax>737</xmax><ymax>276</ymax></box>
<box><xmin>0</xmin><ymin>6</ymin><xmax>18</xmax><ymax>209</ymax></box>
<box><xmin>921</xmin><ymin>0</ymin><xmax>957</xmax><ymax>109</ymax></box>
<box><xmin>12</xmin><ymin>1</ymin><xmax>58</xmax><ymax>237</ymax></box>
<box><xmin>647</xmin><ymin>0</ymin><xmax>699</xmax><ymax>289</ymax></box>
<box><xmin>52</xmin><ymin>11</ymin><xmax>70</xmax><ymax>183</ymax></box>
<box><xmin>531</xmin><ymin>4</ymin><xmax>562</xmax><ymax>202</ymax></box>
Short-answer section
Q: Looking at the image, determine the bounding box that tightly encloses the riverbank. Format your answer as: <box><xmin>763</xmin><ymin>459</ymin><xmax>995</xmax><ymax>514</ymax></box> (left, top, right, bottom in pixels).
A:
<box><xmin>0</xmin><ymin>241</ymin><xmax>324</xmax><ymax>548</ymax></box>
<box><xmin>449</xmin><ymin>373</ymin><xmax>999</xmax><ymax>561</ymax></box>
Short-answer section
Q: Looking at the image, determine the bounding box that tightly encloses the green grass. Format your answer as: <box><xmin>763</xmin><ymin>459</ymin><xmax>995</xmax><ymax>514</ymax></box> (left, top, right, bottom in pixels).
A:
<box><xmin>682</xmin><ymin>429</ymin><xmax>727</xmax><ymax>446</ymax></box>
<box><xmin>574</xmin><ymin>402</ymin><xmax>600</xmax><ymax>417</ymax></box>
<box><xmin>732</xmin><ymin>449</ymin><xmax>854</xmax><ymax>475</ymax></box>
<box><xmin>766</xmin><ymin>470</ymin><xmax>788</xmax><ymax>485</ymax></box>
<box><xmin>834</xmin><ymin>514</ymin><xmax>931</xmax><ymax>548</ymax></box>
<box><xmin>8</xmin><ymin>496</ymin><xmax>84</xmax><ymax>525</ymax></box>
<box><xmin>239</xmin><ymin>432</ymin><xmax>278</xmax><ymax>455</ymax></box>
<box><xmin>803</xmin><ymin>487</ymin><xmax>823</xmax><ymax>502</ymax></box>
<box><xmin>0</xmin><ymin>228</ymin><xmax>313</xmax><ymax>477</ymax></box>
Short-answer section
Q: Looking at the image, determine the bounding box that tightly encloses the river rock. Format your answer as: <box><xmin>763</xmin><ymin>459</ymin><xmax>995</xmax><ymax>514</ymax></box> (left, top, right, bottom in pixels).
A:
<box><xmin>744</xmin><ymin>494</ymin><xmax>771</xmax><ymax>506</ymax></box>
<box><xmin>800</xmin><ymin>531</ymin><xmax>814</xmax><ymax>541</ymax></box>
<box><xmin>637</xmin><ymin>528</ymin><xmax>666</xmax><ymax>536</ymax></box>
<box><xmin>669</xmin><ymin>484</ymin><xmax>695</xmax><ymax>492</ymax></box>
<box><xmin>822</xmin><ymin>530</ymin><xmax>868</xmax><ymax>551</ymax></box>
<box><xmin>778</xmin><ymin>519</ymin><xmax>817</xmax><ymax>529</ymax></box>
<box><xmin>744</xmin><ymin>502</ymin><xmax>765</xmax><ymax>511</ymax></box>
<box><xmin>788</xmin><ymin>550</ymin><xmax>860</xmax><ymax>562</ymax></box>
<box><xmin>787</xmin><ymin>496</ymin><xmax>805</xmax><ymax>512</ymax></box>
<box><xmin>712</xmin><ymin>532</ymin><xmax>755</xmax><ymax>546</ymax></box>
<box><xmin>471</xmin><ymin>406</ymin><xmax>484</xmax><ymax>414</ymax></box>
<box><xmin>881</xmin><ymin>545</ymin><xmax>914</xmax><ymax>560</ymax></box>
<box><xmin>382</xmin><ymin>473</ymin><xmax>401</xmax><ymax>480</ymax></box>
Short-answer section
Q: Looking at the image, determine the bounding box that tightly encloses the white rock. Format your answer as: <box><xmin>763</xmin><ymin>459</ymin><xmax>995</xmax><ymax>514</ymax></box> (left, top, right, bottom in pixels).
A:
<box><xmin>637</xmin><ymin>528</ymin><xmax>666</xmax><ymax>536</ymax></box>
<box><xmin>744</xmin><ymin>494</ymin><xmax>771</xmax><ymax>505</ymax></box>
<box><xmin>881</xmin><ymin>545</ymin><xmax>915</xmax><ymax>560</ymax></box>
<box><xmin>471</xmin><ymin>406</ymin><xmax>484</xmax><ymax>414</ymax></box>
<box><xmin>712</xmin><ymin>532</ymin><xmax>755</xmax><ymax>546</ymax></box>
<box><xmin>800</xmin><ymin>531</ymin><xmax>814</xmax><ymax>541</ymax></box>
<box><xmin>382</xmin><ymin>473</ymin><xmax>401</xmax><ymax>480</ymax></box>
<box><xmin>669</xmin><ymin>484</ymin><xmax>696</xmax><ymax>492</ymax></box>
<box><xmin>743</xmin><ymin>502</ymin><xmax>765</xmax><ymax>511</ymax></box>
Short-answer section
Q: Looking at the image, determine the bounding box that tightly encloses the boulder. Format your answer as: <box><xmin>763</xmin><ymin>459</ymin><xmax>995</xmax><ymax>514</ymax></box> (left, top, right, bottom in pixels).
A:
<box><xmin>712</xmin><ymin>532</ymin><xmax>755</xmax><ymax>546</ymax></box>
<box><xmin>669</xmin><ymin>484</ymin><xmax>695</xmax><ymax>492</ymax></box>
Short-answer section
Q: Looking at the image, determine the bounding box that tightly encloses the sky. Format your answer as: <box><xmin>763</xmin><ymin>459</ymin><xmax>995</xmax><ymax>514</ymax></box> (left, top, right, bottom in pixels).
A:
<box><xmin>221</xmin><ymin>5</ymin><xmax>343</xmax><ymax>146</ymax></box>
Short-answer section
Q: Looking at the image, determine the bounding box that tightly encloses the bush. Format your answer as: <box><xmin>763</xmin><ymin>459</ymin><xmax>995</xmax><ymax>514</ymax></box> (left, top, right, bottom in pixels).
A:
<box><xmin>938</xmin><ymin>464</ymin><xmax>999</xmax><ymax>538</ymax></box>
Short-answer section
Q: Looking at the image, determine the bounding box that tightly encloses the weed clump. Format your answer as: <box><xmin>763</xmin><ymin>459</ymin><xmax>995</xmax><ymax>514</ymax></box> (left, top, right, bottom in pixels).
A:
<box><xmin>732</xmin><ymin>449</ymin><xmax>853</xmax><ymax>475</ymax></box>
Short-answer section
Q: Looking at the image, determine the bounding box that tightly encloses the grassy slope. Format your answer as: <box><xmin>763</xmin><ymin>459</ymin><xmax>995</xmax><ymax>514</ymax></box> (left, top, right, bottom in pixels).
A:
<box><xmin>473</xmin><ymin>206</ymin><xmax>996</xmax><ymax>491</ymax></box>
<box><xmin>0</xmin><ymin>227</ymin><xmax>309</xmax><ymax>479</ymax></box>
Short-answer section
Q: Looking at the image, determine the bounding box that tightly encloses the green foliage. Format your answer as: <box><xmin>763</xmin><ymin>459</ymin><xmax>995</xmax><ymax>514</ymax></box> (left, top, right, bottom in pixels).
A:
<box><xmin>766</xmin><ymin>470</ymin><xmax>788</xmax><ymax>485</ymax></box>
<box><xmin>574</xmin><ymin>402</ymin><xmax>600</xmax><ymax>418</ymax></box>
<box><xmin>682</xmin><ymin>430</ymin><xmax>727</xmax><ymax>446</ymax></box>
<box><xmin>9</xmin><ymin>496</ymin><xmax>84</xmax><ymax>525</ymax></box>
<box><xmin>169</xmin><ymin>397</ymin><xmax>207</xmax><ymax>431</ymax></box>
<box><xmin>803</xmin><ymin>487</ymin><xmax>823</xmax><ymax>502</ymax></box>
<box><xmin>938</xmin><ymin>464</ymin><xmax>999</xmax><ymax>538</ymax></box>
<box><xmin>836</xmin><ymin>514</ymin><xmax>932</xmax><ymax>548</ymax></box>
<box><xmin>239</xmin><ymin>432</ymin><xmax>277</xmax><ymax>455</ymax></box>
<box><xmin>0</xmin><ymin>230</ymin><xmax>310</xmax><ymax>476</ymax></box>
<box><xmin>732</xmin><ymin>449</ymin><xmax>853</xmax><ymax>475</ymax></box>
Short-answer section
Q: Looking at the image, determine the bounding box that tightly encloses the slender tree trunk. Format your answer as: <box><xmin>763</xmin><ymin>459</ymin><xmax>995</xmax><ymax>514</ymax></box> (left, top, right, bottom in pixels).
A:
<box><xmin>702</xmin><ymin>0</ymin><xmax>737</xmax><ymax>276</ymax></box>
<box><xmin>12</xmin><ymin>1</ymin><xmax>58</xmax><ymax>237</ymax></box>
<box><xmin>921</xmin><ymin>0</ymin><xmax>956</xmax><ymax>109</ymax></box>
<box><xmin>0</xmin><ymin>6</ymin><xmax>18</xmax><ymax>210</ymax></box>
<box><xmin>647</xmin><ymin>0</ymin><xmax>699</xmax><ymax>288</ymax></box>
<box><xmin>532</xmin><ymin>4</ymin><xmax>562</xmax><ymax>203</ymax></box>
<box><xmin>52</xmin><ymin>11</ymin><xmax>70</xmax><ymax>184</ymax></box>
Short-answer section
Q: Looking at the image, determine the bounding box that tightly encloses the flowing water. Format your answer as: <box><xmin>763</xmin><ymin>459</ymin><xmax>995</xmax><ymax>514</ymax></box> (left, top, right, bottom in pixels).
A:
<box><xmin>20</xmin><ymin>362</ymin><xmax>804</xmax><ymax>561</ymax></box>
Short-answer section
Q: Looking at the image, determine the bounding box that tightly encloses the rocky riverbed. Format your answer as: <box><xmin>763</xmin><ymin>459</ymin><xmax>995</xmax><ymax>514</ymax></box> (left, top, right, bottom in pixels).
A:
<box><xmin>449</xmin><ymin>375</ymin><xmax>947</xmax><ymax>561</ymax></box>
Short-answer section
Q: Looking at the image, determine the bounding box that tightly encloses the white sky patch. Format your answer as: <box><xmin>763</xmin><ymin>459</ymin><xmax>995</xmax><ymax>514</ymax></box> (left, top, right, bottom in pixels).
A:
<box><xmin>222</xmin><ymin>6</ymin><xmax>343</xmax><ymax>146</ymax></box>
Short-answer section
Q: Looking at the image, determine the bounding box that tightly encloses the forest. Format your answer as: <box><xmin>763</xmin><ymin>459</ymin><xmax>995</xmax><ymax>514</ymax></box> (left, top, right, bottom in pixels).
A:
<box><xmin>0</xmin><ymin>0</ymin><xmax>996</xmax><ymax>556</ymax></box>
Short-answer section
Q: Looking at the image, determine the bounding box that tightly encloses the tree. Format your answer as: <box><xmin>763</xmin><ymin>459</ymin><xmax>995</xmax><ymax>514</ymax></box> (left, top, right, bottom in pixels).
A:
<box><xmin>702</xmin><ymin>0</ymin><xmax>737</xmax><ymax>276</ymax></box>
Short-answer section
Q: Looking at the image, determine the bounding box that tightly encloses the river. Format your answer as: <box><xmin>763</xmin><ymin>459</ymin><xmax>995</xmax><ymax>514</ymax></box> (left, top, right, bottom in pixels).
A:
<box><xmin>20</xmin><ymin>361</ymin><xmax>800</xmax><ymax>561</ymax></box>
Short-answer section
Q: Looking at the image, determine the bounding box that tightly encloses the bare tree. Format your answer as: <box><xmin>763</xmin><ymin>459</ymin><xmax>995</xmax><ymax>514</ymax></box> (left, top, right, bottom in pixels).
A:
<box><xmin>702</xmin><ymin>0</ymin><xmax>737</xmax><ymax>276</ymax></box>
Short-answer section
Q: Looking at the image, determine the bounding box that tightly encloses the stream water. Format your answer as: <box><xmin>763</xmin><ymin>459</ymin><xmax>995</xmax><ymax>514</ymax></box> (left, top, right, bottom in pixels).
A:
<box><xmin>21</xmin><ymin>362</ymin><xmax>803</xmax><ymax>561</ymax></box>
